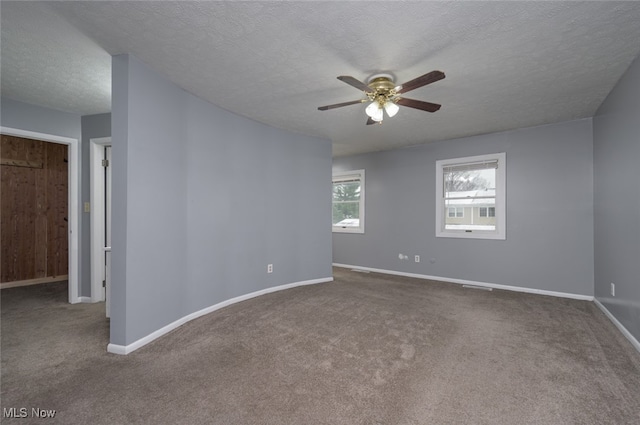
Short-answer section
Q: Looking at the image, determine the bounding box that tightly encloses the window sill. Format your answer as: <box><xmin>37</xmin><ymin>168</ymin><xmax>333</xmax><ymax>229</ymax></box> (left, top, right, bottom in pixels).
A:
<box><xmin>332</xmin><ymin>227</ymin><xmax>364</xmax><ymax>234</ymax></box>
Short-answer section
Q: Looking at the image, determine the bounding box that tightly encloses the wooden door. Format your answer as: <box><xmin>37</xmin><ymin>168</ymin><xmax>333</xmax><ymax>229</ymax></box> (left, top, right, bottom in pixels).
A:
<box><xmin>1</xmin><ymin>135</ymin><xmax>68</xmax><ymax>285</ymax></box>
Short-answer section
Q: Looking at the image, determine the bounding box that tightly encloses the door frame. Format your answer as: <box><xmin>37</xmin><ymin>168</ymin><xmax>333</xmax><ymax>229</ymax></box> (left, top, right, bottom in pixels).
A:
<box><xmin>90</xmin><ymin>137</ymin><xmax>111</xmax><ymax>302</ymax></box>
<box><xmin>1</xmin><ymin>126</ymin><xmax>80</xmax><ymax>303</ymax></box>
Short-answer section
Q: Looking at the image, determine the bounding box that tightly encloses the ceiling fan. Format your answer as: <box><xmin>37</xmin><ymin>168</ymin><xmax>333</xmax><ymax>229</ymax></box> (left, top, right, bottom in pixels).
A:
<box><xmin>318</xmin><ymin>70</ymin><xmax>445</xmax><ymax>125</ymax></box>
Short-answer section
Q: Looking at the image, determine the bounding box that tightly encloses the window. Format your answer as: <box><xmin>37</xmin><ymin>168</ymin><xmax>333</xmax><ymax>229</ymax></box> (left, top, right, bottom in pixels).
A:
<box><xmin>435</xmin><ymin>153</ymin><xmax>506</xmax><ymax>240</ymax></box>
<box><xmin>448</xmin><ymin>207</ymin><xmax>464</xmax><ymax>218</ymax></box>
<box><xmin>332</xmin><ymin>170</ymin><xmax>365</xmax><ymax>233</ymax></box>
<box><xmin>479</xmin><ymin>207</ymin><xmax>495</xmax><ymax>217</ymax></box>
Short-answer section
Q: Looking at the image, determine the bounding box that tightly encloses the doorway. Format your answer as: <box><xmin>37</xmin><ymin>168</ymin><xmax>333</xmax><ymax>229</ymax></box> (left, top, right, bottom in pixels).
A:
<box><xmin>90</xmin><ymin>137</ymin><xmax>111</xmax><ymax>316</ymax></box>
<box><xmin>0</xmin><ymin>127</ymin><xmax>80</xmax><ymax>303</ymax></box>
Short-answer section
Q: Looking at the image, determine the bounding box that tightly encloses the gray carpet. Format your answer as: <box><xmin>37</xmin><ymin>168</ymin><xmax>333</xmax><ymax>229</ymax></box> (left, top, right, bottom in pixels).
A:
<box><xmin>2</xmin><ymin>268</ymin><xmax>639</xmax><ymax>424</ymax></box>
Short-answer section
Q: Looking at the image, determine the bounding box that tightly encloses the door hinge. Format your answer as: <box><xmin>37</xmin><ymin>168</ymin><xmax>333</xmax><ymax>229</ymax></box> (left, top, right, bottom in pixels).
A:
<box><xmin>102</xmin><ymin>280</ymin><xmax>106</xmax><ymax>288</ymax></box>
<box><xmin>102</xmin><ymin>159</ymin><xmax>109</xmax><ymax>167</ymax></box>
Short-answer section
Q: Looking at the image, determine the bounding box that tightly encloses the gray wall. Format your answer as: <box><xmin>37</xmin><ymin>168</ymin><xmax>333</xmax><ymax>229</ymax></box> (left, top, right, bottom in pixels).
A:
<box><xmin>80</xmin><ymin>113</ymin><xmax>111</xmax><ymax>296</ymax></box>
<box><xmin>111</xmin><ymin>54</ymin><xmax>187</xmax><ymax>346</ymax></box>
<box><xmin>185</xmin><ymin>96</ymin><xmax>332</xmax><ymax>310</ymax></box>
<box><xmin>593</xmin><ymin>54</ymin><xmax>640</xmax><ymax>342</ymax></box>
<box><xmin>333</xmin><ymin>118</ymin><xmax>594</xmax><ymax>296</ymax></box>
<box><xmin>111</xmin><ymin>55</ymin><xmax>332</xmax><ymax>346</ymax></box>
<box><xmin>0</xmin><ymin>97</ymin><xmax>83</xmax><ymax>298</ymax></box>
<box><xmin>1</xmin><ymin>98</ymin><xmax>81</xmax><ymax>140</ymax></box>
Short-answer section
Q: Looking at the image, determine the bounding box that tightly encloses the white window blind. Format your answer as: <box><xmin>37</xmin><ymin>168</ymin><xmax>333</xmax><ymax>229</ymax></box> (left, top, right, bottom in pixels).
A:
<box><xmin>442</xmin><ymin>160</ymin><xmax>499</xmax><ymax>174</ymax></box>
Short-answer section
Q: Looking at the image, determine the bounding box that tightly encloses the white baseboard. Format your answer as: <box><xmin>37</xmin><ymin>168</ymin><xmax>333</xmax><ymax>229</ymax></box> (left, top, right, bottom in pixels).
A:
<box><xmin>107</xmin><ymin>276</ymin><xmax>333</xmax><ymax>355</ymax></box>
<box><xmin>594</xmin><ymin>299</ymin><xmax>640</xmax><ymax>354</ymax></box>
<box><xmin>0</xmin><ymin>275</ymin><xmax>69</xmax><ymax>289</ymax></box>
<box><xmin>332</xmin><ymin>263</ymin><xmax>594</xmax><ymax>301</ymax></box>
<box><xmin>78</xmin><ymin>296</ymin><xmax>92</xmax><ymax>303</ymax></box>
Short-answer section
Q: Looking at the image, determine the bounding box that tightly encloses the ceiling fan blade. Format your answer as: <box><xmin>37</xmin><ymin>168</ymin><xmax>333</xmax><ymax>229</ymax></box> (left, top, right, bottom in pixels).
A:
<box><xmin>337</xmin><ymin>76</ymin><xmax>374</xmax><ymax>93</ymax></box>
<box><xmin>318</xmin><ymin>99</ymin><xmax>365</xmax><ymax>111</ymax></box>
<box><xmin>396</xmin><ymin>97</ymin><xmax>441</xmax><ymax>112</ymax></box>
<box><xmin>366</xmin><ymin>117</ymin><xmax>377</xmax><ymax>125</ymax></box>
<box><xmin>396</xmin><ymin>70</ymin><xmax>445</xmax><ymax>94</ymax></box>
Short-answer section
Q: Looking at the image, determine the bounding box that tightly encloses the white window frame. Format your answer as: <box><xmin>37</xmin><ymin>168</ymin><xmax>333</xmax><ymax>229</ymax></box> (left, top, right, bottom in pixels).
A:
<box><xmin>435</xmin><ymin>153</ymin><xmax>506</xmax><ymax>240</ymax></box>
<box><xmin>332</xmin><ymin>169</ymin><xmax>365</xmax><ymax>234</ymax></box>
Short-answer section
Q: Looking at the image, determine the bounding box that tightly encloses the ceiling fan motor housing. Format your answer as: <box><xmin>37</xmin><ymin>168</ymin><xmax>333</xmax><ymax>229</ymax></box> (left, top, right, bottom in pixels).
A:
<box><xmin>367</xmin><ymin>75</ymin><xmax>395</xmax><ymax>91</ymax></box>
<box><xmin>367</xmin><ymin>74</ymin><xmax>397</xmax><ymax>105</ymax></box>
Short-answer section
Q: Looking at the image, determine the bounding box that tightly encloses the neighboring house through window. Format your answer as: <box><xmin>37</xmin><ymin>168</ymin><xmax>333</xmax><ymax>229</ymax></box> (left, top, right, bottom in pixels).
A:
<box><xmin>332</xmin><ymin>169</ymin><xmax>365</xmax><ymax>233</ymax></box>
<box><xmin>435</xmin><ymin>153</ymin><xmax>506</xmax><ymax>240</ymax></box>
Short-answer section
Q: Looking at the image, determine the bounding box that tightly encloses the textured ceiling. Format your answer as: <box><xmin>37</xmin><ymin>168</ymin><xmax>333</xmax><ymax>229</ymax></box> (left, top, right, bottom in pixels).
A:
<box><xmin>2</xmin><ymin>1</ymin><xmax>640</xmax><ymax>157</ymax></box>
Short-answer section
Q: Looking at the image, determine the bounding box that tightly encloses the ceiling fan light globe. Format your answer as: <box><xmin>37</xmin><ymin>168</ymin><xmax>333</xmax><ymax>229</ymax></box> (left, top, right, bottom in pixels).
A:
<box><xmin>365</xmin><ymin>101</ymin><xmax>381</xmax><ymax>118</ymax></box>
<box><xmin>372</xmin><ymin>109</ymin><xmax>384</xmax><ymax>122</ymax></box>
<box><xmin>384</xmin><ymin>101</ymin><xmax>399</xmax><ymax>117</ymax></box>
<box><xmin>366</xmin><ymin>103</ymin><xmax>384</xmax><ymax>122</ymax></box>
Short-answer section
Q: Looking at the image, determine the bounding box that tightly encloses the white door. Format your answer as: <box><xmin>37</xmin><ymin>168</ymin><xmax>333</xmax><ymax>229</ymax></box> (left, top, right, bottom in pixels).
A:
<box><xmin>90</xmin><ymin>137</ymin><xmax>112</xmax><ymax>309</ymax></box>
<box><xmin>104</xmin><ymin>146</ymin><xmax>112</xmax><ymax>318</ymax></box>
